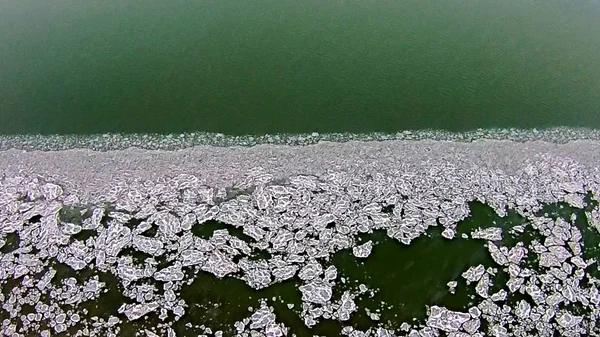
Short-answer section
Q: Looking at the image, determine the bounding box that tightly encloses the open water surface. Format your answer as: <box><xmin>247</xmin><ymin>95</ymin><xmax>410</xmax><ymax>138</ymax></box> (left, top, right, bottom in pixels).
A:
<box><xmin>1</xmin><ymin>0</ymin><xmax>600</xmax><ymax>135</ymax></box>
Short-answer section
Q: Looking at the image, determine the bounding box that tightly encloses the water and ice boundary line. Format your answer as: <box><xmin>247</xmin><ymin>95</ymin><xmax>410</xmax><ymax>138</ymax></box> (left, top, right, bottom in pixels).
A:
<box><xmin>1</xmin><ymin>129</ymin><xmax>600</xmax><ymax>203</ymax></box>
<box><xmin>1</xmin><ymin>127</ymin><xmax>600</xmax><ymax>151</ymax></box>
<box><xmin>2</xmin><ymin>130</ymin><xmax>600</xmax><ymax>336</ymax></box>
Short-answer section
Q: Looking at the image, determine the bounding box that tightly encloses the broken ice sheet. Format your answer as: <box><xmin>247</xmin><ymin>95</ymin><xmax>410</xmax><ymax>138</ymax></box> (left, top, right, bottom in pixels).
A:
<box><xmin>2</xmin><ymin>140</ymin><xmax>600</xmax><ymax>337</ymax></box>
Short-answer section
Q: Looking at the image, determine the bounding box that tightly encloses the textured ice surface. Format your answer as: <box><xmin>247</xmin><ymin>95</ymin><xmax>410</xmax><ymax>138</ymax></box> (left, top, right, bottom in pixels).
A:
<box><xmin>1</xmin><ymin>137</ymin><xmax>600</xmax><ymax>336</ymax></box>
<box><xmin>352</xmin><ymin>241</ymin><xmax>373</xmax><ymax>258</ymax></box>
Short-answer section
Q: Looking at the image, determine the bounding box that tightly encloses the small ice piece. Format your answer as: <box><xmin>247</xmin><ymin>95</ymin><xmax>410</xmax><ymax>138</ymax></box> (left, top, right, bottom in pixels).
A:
<box><xmin>145</xmin><ymin>329</ymin><xmax>160</xmax><ymax>337</ymax></box>
<box><xmin>299</xmin><ymin>281</ymin><xmax>333</xmax><ymax>305</ymax></box>
<box><xmin>462</xmin><ymin>318</ymin><xmax>481</xmax><ymax>334</ymax></box>
<box><xmin>475</xmin><ymin>274</ymin><xmax>490</xmax><ymax>299</ymax></box>
<box><xmin>336</xmin><ymin>291</ymin><xmax>357</xmax><ymax>321</ymax></box>
<box><xmin>153</xmin><ymin>263</ymin><xmax>185</xmax><ymax>282</ymax></box>
<box><xmin>462</xmin><ymin>265</ymin><xmax>486</xmax><ymax>284</ymax></box>
<box><xmin>352</xmin><ymin>241</ymin><xmax>373</xmax><ymax>258</ymax></box>
<box><xmin>107</xmin><ymin>316</ymin><xmax>120</xmax><ymax>326</ymax></box>
<box><xmin>55</xmin><ymin>313</ymin><xmax>66</xmax><ymax>324</ymax></box>
<box><xmin>298</xmin><ymin>260</ymin><xmax>323</xmax><ymax>281</ymax></box>
<box><xmin>60</xmin><ymin>222</ymin><xmax>82</xmax><ymax>235</ymax></box>
<box><xmin>154</xmin><ymin>211</ymin><xmax>182</xmax><ymax>236</ymax></box>
<box><xmin>556</xmin><ymin>311</ymin><xmax>583</xmax><ymax>329</ymax></box>
<box><xmin>539</xmin><ymin>252</ymin><xmax>561</xmax><ymax>268</ymax></box>
<box><xmin>468</xmin><ymin>306</ymin><xmax>481</xmax><ymax>318</ymax></box>
<box><xmin>546</xmin><ymin>293</ymin><xmax>565</xmax><ymax>307</ymax></box>
<box><xmin>41</xmin><ymin>183</ymin><xmax>63</xmax><ymax>200</ymax></box>
<box><xmin>511</xmin><ymin>225</ymin><xmax>525</xmax><ymax>233</ymax></box>
<box><xmin>487</xmin><ymin>242</ymin><xmax>508</xmax><ymax>266</ymax></box>
<box><xmin>400</xmin><ymin>322</ymin><xmax>411</xmax><ymax>332</ymax></box>
<box><xmin>570</xmin><ymin>256</ymin><xmax>587</xmax><ymax>269</ymax></box>
<box><xmin>244</xmin><ymin>268</ymin><xmax>272</xmax><ymax>289</ymax></box>
<box><xmin>323</xmin><ymin>265</ymin><xmax>338</xmax><ymax>282</ymax></box>
<box><xmin>506</xmin><ymin>277</ymin><xmax>524</xmax><ymax>293</ymax></box>
<box><xmin>120</xmin><ymin>302</ymin><xmax>159</xmax><ymax>321</ymax></box>
<box><xmin>471</xmin><ymin>227</ymin><xmax>502</xmax><ymax>241</ymax></box>
<box><xmin>508</xmin><ymin>263</ymin><xmax>521</xmax><ymax>278</ymax></box>
<box><xmin>202</xmin><ymin>250</ymin><xmax>238</xmax><ymax>278</ymax></box>
<box><xmin>180</xmin><ymin>213</ymin><xmax>196</xmax><ymax>231</ymax></box>
<box><xmin>180</xmin><ymin>249</ymin><xmax>205</xmax><ymax>267</ymax></box>
<box><xmin>426</xmin><ymin>306</ymin><xmax>470</xmax><ymax>332</ymax></box>
<box><xmin>54</xmin><ymin>324</ymin><xmax>67</xmax><ymax>333</ymax></box>
<box><xmin>375</xmin><ymin>327</ymin><xmax>394</xmax><ymax>337</ymax></box>
<box><xmin>249</xmin><ymin>303</ymin><xmax>276</xmax><ymax>330</ymax></box>
<box><xmin>272</xmin><ymin>265</ymin><xmax>298</xmax><ymax>282</ymax></box>
<box><xmin>525</xmin><ymin>284</ymin><xmax>545</xmax><ymax>305</ymax></box>
<box><xmin>441</xmin><ymin>227</ymin><xmax>456</xmax><ymax>239</ymax></box>
<box><xmin>548</xmin><ymin>245</ymin><xmax>572</xmax><ymax>263</ymax></box>
<box><xmin>490</xmin><ymin>289</ymin><xmax>507</xmax><ymax>302</ymax></box>
<box><xmin>507</xmin><ymin>245</ymin><xmax>527</xmax><ymax>265</ymax></box>
<box><xmin>490</xmin><ymin>324</ymin><xmax>508</xmax><ymax>337</ymax></box>
<box><xmin>447</xmin><ymin>281</ymin><xmax>457</xmax><ymax>294</ymax></box>
<box><xmin>264</xmin><ymin>323</ymin><xmax>285</xmax><ymax>337</ymax></box>
<box><xmin>132</xmin><ymin>235</ymin><xmax>164</xmax><ymax>256</ymax></box>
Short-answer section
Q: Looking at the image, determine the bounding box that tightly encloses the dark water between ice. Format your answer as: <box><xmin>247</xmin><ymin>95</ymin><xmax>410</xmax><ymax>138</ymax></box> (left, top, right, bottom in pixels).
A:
<box><xmin>1</xmin><ymin>0</ymin><xmax>600</xmax><ymax>135</ymax></box>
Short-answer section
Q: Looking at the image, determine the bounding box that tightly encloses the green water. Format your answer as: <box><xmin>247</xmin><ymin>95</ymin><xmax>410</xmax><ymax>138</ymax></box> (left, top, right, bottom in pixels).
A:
<box><xmin>1</xmin><ymin>0</ymin><xmax>599</xmax><ymax>135</ymax></box>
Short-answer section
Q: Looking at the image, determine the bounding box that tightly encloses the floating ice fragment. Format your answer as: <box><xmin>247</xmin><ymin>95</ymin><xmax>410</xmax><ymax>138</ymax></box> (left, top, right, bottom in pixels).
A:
<box><xmin>441</xmin><ymin>227</ymin><xmax>456</xmax><ymax>239</ymax></box>
<box><xmin>298</xmin><ymin>260</ymin><xmax>323</xmax><ymax>281</ymax></box>
<box><xmin>475</xmin><ymin>274</ymin><xmax>490</xmax><ymax>299</ymax></box>
<box><xmin>153</xmin><ymin>263</ymin><xmax>185</xmax><ymax>282</ymax></box>
<box><xmin>426</xmin><ymin>306</ymin><xmax>470</xmax><ymax>332</ymax></box>
<box><xmin>249</xmin><ymin>302</ymin><xmax>276</xmax><ymax>329</ymax></box>
<box><xmin>556</xmin><ymin>311</ymin><xmax>583</xmax><ymax>328</ymax></box>
<box><xmin>272</xmin><ymin>265</ymin><xmax>298</xmax><ymax>282</ymax></box>
<box><xmin>120</xmin><ymin>302</ymin><xmax>159</xmax><ymax>321</ymax></box>
<box><xmin>299</xmin><ymin>281</ymin><xmax>333</xmax><ymax>305</ymax></box>
<box><xmin>447</xmin><ymin>281</ymin><xmax>457</xmax><ymax>294</ymax></box>
<box><xmin>352</xmin><ymin>241</ymin><xmax>373</xmax><ymax>258</ymax></box>
<box><xmin>462</xmin><ymin>265</ymin><xmax>486</xmax><ymax>284</ymax></box>
<box><xmin>471</xmin><ymin>227</ymin><xmax>503</xmax><ymax>241</ymax></box>
<box><xmin>336</xmin><ymin>291</ymin><xmax>357</xmax><ymax>321</ymax></box>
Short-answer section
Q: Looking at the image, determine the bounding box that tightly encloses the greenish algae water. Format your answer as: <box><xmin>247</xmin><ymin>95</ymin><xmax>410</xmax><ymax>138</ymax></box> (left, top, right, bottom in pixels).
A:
<box><xmin>1</xmin><ymin>0</ymin><xmax>600</xmax><ymax>135</ymax></box>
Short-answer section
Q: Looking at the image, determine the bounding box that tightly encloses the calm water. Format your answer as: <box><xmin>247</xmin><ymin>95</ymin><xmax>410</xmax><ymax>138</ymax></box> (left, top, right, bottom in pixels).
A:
<box><xmin>1</xmin><ymin>0</ymin><xmax>599</xmax><ymax>135</ymax></box>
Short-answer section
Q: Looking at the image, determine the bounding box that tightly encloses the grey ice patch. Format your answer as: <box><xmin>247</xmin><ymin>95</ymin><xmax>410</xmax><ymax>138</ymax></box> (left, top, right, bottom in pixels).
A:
<box><xmin>462</xmin><ymin>265</ymin><xmax>486</xmax><ymax>284</ymax></box>
<box><xmin>336</xmin><ymin>291</ymin><xmax>357</xmax><ymax>321</ymax></box>
<box><xmin>426</xmin><ymin>306</ymin><xmax>471</xmax><ymax>332</ymax></box>
<box><xmin>471</xmin><ymin>227</ymin><xmax>503</xmax><ymax>241</ymax></box>
<box><xmin>298</xmin><ymin>260</ymin><xmax>324</xmax><ymax>281</ymax></box>
<box><xmin>352</xmin><ymin>241</ymin><xmax>373</xmax><ymax>258</ymax></box>
<box><xmin>119</xmin><ymin>302</ymin><xmax>159</xmax><ymax>321</ymax></box>
<box><xmin>299</xmin><ymin>280</ymin><xmax>333</xmax><ymax>305</ymax></box>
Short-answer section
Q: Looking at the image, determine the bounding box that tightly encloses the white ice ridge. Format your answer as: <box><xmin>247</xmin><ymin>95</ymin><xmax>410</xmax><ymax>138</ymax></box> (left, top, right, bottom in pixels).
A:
<box><xmin>1</xmin><ymin>127</ymin><xmax>600</xmax><ymax>151</ymax></box>
<box><xmin>0</xmin><ymin>139</ymin><xmax>599</xmax><ymax>336</ymax></box>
